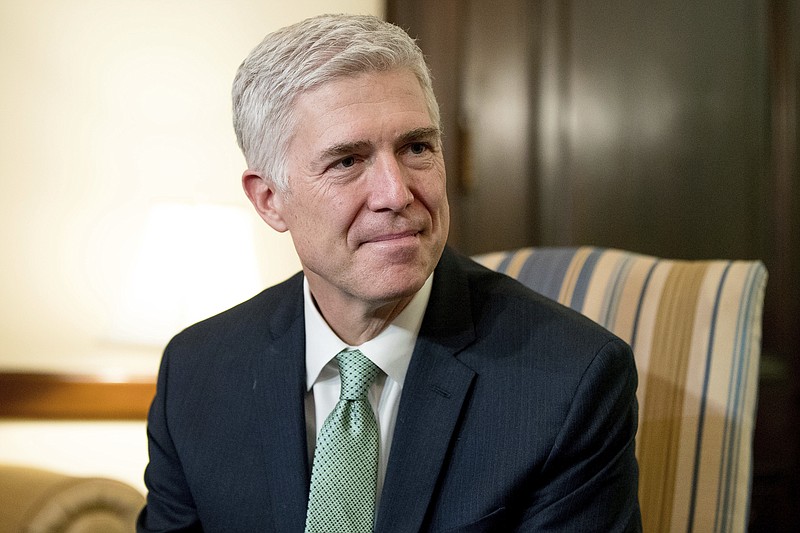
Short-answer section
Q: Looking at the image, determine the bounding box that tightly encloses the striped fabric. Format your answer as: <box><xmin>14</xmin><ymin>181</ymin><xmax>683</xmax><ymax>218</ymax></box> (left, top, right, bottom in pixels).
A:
<box><xmin>473</xmin><ymin>246</ymin><xmax>768</xmax><ymax>533</ymax></box>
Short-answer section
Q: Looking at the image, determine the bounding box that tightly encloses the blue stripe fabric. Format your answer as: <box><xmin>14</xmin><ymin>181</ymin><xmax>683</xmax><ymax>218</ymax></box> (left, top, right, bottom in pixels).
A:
<box><xmin>596</xmin><ymin>253</ymin><xmax>635</xmax><ymax>331</ymax></box>
<box><xmin>735</xmin><ymin>264</ymin><xmax>763</xmax><ymax>528</ymax></box>
<box><xmin>569</xmin><ymin>248</ymin><xmax>602</xmax><ymax>312</ymax></box>
<box><xmin>716</xmin><ymin>263</ymin><xmax>762</xmax><ymax>533</ymax></box>
<box><xmin>628</xmin><ymin>259</ymin><xmax>659</xmax><ymax>351</ymax></box>
<box><xmin>495</xmin><ymin>253</ymin><xmax>515</xmax><ymax>275</ymax></box>
<box><xmin>691</xmin><ymin>261</ymin><xmax>731</xmax><ymax>533</ymax></box>
<box><xmin>514</xmin><ymin>247</ymin><xmax>579</xmax><ymax>301</ymax></box>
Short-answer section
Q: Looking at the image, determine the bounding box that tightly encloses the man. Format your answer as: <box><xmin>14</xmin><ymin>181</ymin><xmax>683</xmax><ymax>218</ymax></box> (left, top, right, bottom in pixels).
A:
<box><xmin>138</xmin><ymin>14</ymin><xmax>641</xmax><ymax>533</ymax></box>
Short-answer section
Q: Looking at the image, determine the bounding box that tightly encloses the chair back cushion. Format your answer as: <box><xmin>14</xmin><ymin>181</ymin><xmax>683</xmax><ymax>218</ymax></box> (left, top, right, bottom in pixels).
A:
<box><xmin>475</xmin><ymin>246</ymin><xmax>767</xmax><ymax>533</ymax></box>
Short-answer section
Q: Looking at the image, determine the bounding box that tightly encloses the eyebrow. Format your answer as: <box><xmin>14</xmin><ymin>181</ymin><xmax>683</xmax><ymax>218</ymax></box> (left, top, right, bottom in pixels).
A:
<box><xmin>317</xmin><ymin>126</ymin><xmax>442</xmax><ymax>162</ymax></box>
<box><xmin>319</xmin><ymin>140</ymin><xmax>372</xmax><ymax>162</ymax></box>
<box><xmin>397</xmin><ymin>126</ymin><xmax>442</xmax><ymax>146</ymax></box>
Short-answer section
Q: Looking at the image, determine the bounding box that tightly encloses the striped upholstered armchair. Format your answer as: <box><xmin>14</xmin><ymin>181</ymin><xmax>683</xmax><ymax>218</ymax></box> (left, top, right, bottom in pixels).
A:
<box><xmin>474</xmin><ymin>247</ymin><xmax>767</xmax><ymax>533</ymax></box>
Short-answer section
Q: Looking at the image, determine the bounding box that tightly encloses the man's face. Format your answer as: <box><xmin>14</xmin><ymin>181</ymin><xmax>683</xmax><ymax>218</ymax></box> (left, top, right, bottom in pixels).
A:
<box><xmin>264</xmin><ymin>69</ymin><xmax>449</xmax><ymax>310</ymax></box>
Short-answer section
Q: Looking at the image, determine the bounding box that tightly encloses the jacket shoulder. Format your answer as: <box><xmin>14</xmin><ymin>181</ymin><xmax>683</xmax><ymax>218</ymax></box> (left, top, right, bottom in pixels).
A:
<box><xmin>442</xmin><ymin>248</ymin><xmax>630</xmax><ymax>368</ymax></box>
<box><xmin>164</xmin><ymin>271</ymin><xmax>304</xmax><ymax>360</ymax></box>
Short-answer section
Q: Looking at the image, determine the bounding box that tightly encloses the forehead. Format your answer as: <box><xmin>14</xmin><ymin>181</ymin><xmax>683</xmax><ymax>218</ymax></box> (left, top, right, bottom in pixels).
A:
<box><xmin>289</xmin><ymin>69</ymin><xmax>434</xmax><ymax>149</ymax></box>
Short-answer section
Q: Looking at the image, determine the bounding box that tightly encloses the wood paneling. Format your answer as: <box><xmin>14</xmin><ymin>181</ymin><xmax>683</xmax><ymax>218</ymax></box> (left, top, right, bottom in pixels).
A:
<box><xmin>0</xmin><ymin>372</ymin><xmax>155</xmax><ymax>420</ymax></box>
<box><xmin>389</xmin><ymin>0</ymin><xmax>539</xmax><ymax>255</ymax></box>
<box><xmin>388</xmin><ymin>0</ymin><xmax>799</xmax><ymax>529</ymax></box>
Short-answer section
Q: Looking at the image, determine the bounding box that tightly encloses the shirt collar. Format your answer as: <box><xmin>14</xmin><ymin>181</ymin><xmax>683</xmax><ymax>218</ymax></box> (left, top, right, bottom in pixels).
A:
<box><xmin>304</xmin><ymin>274</ymin><xmax>433</xmax><ymax>391</ymax></box>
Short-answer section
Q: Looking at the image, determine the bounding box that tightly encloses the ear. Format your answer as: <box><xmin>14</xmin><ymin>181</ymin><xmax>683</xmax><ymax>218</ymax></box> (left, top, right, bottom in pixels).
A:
<box><xmin>242</xmin><ymin>170</ymin><xmax>289</xmax><ymax>232</ymax></box>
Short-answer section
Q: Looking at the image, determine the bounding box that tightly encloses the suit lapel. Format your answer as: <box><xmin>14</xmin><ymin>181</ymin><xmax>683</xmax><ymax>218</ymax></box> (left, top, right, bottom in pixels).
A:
<box><xmin>245</xmin><ymin>250</ymin><xmax>480</xmax><ymax>531</ymax></box>
<box><xmin>376</xmin><ymin>249</ymin><xmax>478</xmax><ymax>532</ymax></box>
<box><xmin>250</xmin><ymin>275</ymin><xmax>311</xmax><ymax>532</ymax></box>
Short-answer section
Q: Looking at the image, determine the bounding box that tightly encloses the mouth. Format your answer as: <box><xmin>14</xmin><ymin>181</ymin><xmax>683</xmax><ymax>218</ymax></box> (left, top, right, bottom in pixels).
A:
<box><xmin>365</xmin><ymin>230</ymin><xmax>420</xmax><ymax>244</ymax></box>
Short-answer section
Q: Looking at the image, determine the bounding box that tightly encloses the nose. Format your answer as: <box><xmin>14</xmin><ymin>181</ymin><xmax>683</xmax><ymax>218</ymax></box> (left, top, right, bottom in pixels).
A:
<box><xmin>366</xmin><ymin>154</ymin><xmax>414</xmax><ymax>212</ymax></box>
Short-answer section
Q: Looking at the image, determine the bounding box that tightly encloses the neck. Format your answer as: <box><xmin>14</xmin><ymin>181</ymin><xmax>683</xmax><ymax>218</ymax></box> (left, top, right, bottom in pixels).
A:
<box><xmin>307</xmin><ymin>286</ymin><xmax>416</xmax><ymax>346</ymax></box>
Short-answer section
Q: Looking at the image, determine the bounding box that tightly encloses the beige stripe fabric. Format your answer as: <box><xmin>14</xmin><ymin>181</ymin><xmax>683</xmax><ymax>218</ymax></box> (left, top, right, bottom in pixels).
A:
<box><xmin>637</xmin><ymin>262</ymin><xmax>709</xmax><ymax>533</ymax></box>
<box><xmin>473</xmin><ymin>246</ymin><xmax>767</xmax><ymax>533</ymax></box>
<box><xmin>558</xmin><ymin>247</ymin><xmax>593</xmax><ymax>305</ymax></box>
<box><xmin>504</xmin><ymin>248</ymin><xmax>533</xmax><ymax>279</ymax></box>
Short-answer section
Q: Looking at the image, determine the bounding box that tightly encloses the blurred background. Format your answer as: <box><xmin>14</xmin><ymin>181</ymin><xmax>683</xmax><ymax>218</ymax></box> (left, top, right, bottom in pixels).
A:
<box><xmin>0</xmin><ymin>0</ymin><xmax>375</xmax><ymax>496</ymax></box>
<box><xmin>387</xmin><ymin>1</ymin><xmax>799</xmax><ymax>530</ymax></box>
<box><xmin>1</xmin><ymin>0</ymin><xmax>797</xmax><ymax>530</ymax></box>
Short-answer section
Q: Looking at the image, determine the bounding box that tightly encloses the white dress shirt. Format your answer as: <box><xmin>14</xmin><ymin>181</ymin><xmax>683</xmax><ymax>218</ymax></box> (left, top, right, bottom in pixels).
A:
<box><xmin>303</xmin><ymin>274</ymin><xmax>433</xmax><ymax>508</ymax></box>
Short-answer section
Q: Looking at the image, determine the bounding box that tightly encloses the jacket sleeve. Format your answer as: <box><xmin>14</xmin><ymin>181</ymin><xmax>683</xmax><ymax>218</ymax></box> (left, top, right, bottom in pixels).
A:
<box><xmin>517</xmin><ymin>338</ymin><xmax>642</xmax><ymax>532</ymax></box>
<box><xmin>137</xmin><ymin>343</ymin><xmax>204</xmax><ymax>533</ymax></box>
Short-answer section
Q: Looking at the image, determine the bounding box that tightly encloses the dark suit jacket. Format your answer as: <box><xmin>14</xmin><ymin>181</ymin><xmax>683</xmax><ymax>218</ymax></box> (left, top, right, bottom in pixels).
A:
<box><xmin>138</xmin><ymin>247</ymin><xmax>641</xmax><ymax>532</ymax></box>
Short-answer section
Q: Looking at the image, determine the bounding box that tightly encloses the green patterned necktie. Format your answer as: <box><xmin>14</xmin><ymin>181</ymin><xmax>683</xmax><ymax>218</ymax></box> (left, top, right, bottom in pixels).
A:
<box><xmin>305</xmin><ymin>349</ymin><xmax>380</xmax><ymax>533</ymax></box>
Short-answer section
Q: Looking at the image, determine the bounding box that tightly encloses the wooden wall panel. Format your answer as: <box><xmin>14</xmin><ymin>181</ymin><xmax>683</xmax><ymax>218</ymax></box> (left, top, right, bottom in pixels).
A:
<box><xmin>0</xmin><ymin>373</ymin><xmax>154</xmax><ymax>420</ymax></box>
<box><xmin>388</xmin><ymin>0</ymin><xmax>799</xmax><ymax>529</ymax></box>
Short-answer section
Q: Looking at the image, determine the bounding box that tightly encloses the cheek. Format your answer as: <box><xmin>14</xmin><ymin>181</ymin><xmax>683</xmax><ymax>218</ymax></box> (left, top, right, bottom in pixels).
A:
<box><xmin>329</xmin><ymin>191</ymin><xmax>363</xmax><ymax>226</ymax></box>
<box><xmin>419</xmin><ymin>164</ymin><xmax>448</xmax><ymax>211</ymax></box>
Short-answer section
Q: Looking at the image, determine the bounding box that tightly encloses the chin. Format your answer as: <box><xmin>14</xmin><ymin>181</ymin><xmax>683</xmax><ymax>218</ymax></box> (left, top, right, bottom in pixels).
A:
<box><xmin>362</xmin><ymin>274</ymin><xmax>427</xmax><ymax>305</ymax></box>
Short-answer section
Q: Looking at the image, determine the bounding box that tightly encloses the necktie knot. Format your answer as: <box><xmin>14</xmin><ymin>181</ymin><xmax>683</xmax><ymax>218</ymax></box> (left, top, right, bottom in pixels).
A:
<box><xmin>336</xmin><ymin>349</ymin><xmax>379</xmax><ymax>400</ymax></box>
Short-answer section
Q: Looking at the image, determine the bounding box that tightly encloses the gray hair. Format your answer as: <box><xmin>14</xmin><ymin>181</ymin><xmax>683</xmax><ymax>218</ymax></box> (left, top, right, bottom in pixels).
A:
<box><xmin>232</xmin><ymin>13</ymin><xmax>440</xmax><ymax>191</ymax></box>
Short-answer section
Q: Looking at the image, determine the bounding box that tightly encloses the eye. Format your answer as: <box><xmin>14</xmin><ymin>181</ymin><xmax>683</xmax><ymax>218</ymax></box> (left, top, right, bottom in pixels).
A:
<box><xmin>338</xmin><ymin>156</ymin><xmax>357</xmax><ymax>168</ymax></box>
<box><xmin>409</xmin><ymin>142</ymin><xmax>429</xmax><ymax>155</ymax></box>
